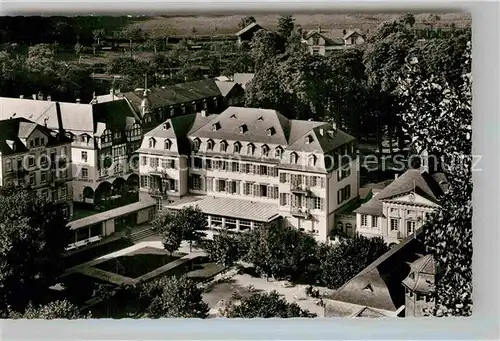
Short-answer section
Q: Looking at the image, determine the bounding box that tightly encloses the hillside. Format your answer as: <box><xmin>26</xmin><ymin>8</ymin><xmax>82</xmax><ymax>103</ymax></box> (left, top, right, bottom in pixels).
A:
<box><xmin>129</xmin><ymin>13</ymin><xmax>471</xmax><ymax>38</ymax></box>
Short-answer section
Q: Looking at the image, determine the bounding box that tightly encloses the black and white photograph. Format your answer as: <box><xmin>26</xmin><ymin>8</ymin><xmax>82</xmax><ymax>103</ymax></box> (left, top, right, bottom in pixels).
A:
<box><xmin>0</xmin><ymin>12</ymin><xmax>472</xmax><ymax>320</ymax></box>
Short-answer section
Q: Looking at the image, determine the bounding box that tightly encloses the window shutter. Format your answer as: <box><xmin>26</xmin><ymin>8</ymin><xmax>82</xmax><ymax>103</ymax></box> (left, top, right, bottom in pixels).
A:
<box><xmin>174</xmin><ymin>180</ymin><xmax>179</xmax><ymax>191</ymax></box>
<box><xmin>337</xmin><ymin>190</ymin><xmax>341</xmax><ymax>204</ymax></box>
<box><xmin>253</xmin><ymin>184</ymin><xmax>259</xmax><ymax>196</ymax></box>
<box><xmin>243</xmin><ymin>183</ymin><xmax>247</xmax><ymax>195</ymax></box>
<box><xmin>273</xmin><ymin>186</ymin><xmax>278</xmax><ymax>199</ymax></box>
<box><xmin>236</xmin><ymin>181</ymin><xmax>240</xmax><ymax>194</ymax></box>
<box><xmin>249</xmin><ymin>164</ymin><xmax>254</xmax><ymax>174</ymax></box>
<box><xmin>215</xmin><ymin>180</ymin><xmax>220</xmax><ymax>192</ymax></box>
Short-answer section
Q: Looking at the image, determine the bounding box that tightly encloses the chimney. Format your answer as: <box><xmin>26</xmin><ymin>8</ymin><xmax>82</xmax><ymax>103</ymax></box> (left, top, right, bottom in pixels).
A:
<box><xmin>343</xmin><ymin>29</ymin><xmax>347</xmax><ymax>35</ymax></box>
<box><xmin>47</xmin><ymin>95</ymin><xmax>52</xmax><ymax>102</ymax></box>
<box><xmin>394</xmin><ymin>173</ymin><xmax>399</xmax><ymax>179</ymax></box>
<box><xmin>55</xmin><ymin>102</ymin><xmax>65</xmax><ymax>138</ymax></box>
<box><xmin>76</xmin><ymin>98</ymin><xmax>81</xmax><ymax>104</ymax></box>
<box><xmin>317</xmin><ymin>24</ymin><xmax>321</xmax><ymax>33</ymax></box>
<box><xmin>19</xmin><ymin>95</ymin><xmax>24</xmax><ymax>99</ymax></box>
<box><xmin>201</xmin><ymin>110</ymin><xmax>207</xmax><ymax>117</ymax></box>
<box><xmin>38</xmin><ymin>91</ymin><xmax>43</xmax><ymax>100</ymax></box>
<box><xmin>32</xmin><ymin>94</ymin><xmax>37</xmax><ymax>100</ymax></box>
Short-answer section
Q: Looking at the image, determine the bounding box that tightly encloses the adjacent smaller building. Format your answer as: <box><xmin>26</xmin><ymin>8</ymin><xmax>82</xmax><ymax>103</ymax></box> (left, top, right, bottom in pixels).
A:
<box><xmin>354</xmin><ymin>169</ymin><xmax>448</xmax><ymax>245</ymax></box>
<box><xmin>0</xmin><ymin>117</ymin><xmax>73</xmax><ymax>217</ymax></box>
<box><xmin>402</xmin><ymin>254</ymin><xmax>436</xmax><ymax>317</ymax></box>
<box><xmin>236</xmin><ymin>22</ymin><xmax>266</xmax><ymax>45</ymax></box>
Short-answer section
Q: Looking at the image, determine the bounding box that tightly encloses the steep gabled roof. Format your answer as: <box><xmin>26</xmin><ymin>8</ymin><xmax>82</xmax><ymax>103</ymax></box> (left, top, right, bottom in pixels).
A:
<box><xmin>214</xmin><ymin>80</ymin><xmax>238</xmax><ymax>97</ymax></box>
<box><xmin>401</xmin><ymin>254</ymin><xmax>436</xmax><ymax>294</ymax></box>
<box><xmin>304</xmin><ymin>29</ymin><xmax>345</xmax><ymax>45</ymax></box>
<box><xmin>329</xmin><ymin>229</ymin><xmax>426</xmax><ymax>312</ymax></box>
<box><xmin>0</xmin><ymin>117</ymin><xmax>70</xmax><ymax>155</ymax></box>
<box><xmin>236</xmin><ymin>22</ymin><xmax>264</xmax><ymax>37</ymax></box>
<box><xmin>376</xmin><ymin>169</ymin><xmax>445</xmax><ymax>203</ymax></box>
<box><xmin>189</xmin><ymin>107</ymin><xmax>291</xmax><ymax>145</ymax></box>
<box><xmin>343</xmin><ymin>29</ymin><xmax>366</xmax><ymax>40</ymax></box>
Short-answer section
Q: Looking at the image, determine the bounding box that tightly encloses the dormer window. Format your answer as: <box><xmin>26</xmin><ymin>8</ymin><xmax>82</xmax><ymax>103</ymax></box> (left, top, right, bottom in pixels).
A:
<box><xmin>181</xmin><ymin>104</ymin><xmax>186</xmax><ymax>113</ymax></box>
<box><xmin>193</xmin><ymin>138</ymin><xmax>201</xmax><ymax>152</ymax></box>
<box><xmin>239</xmin><ymin>124</ymin><xmax>248</xmax><ymax>134</ymax></box>
<box><xmin>207</xmin><ymin>139</ymin><xmax>214</xmax><ymax>151</ymax></box>
<box><xmin>267</xmin><ymin>127</ymin><xmax>276</xmax><ymax>136</ymax></box>
<box><xmin>203</xmin><ymin>100</ymin><xmax>208</xmax><ymax>110</ymax></box>
<box><xmin>257</xmin><ymin>116</ymin><xmax>263</xmax><ymax>122</ymax></box>
<box><xmin>275</xmin><ymin>146</ymin><xmax>283</xmax><ymax>159</ymax></box>
<box><xmin>163</xmin><ymin>122</ymin><xmax>171</xmax><ymax>130</ymax></box>
<box><xmin>164</xmin><ymin>139</ymin><xmax>172</xmax><ymax>150</ymax></box>
<box><xmin>247</xmin><ymin>143</ymin><xmax>255</xmax><ymax>155</ymax></box>
<box><xmin>212</xmin><ymin>122</ymin><xmax>221</xmax><ymax>131</ymax></box>
<box><xmin>170</xmin><ymin>106</ymin><xmax>175</xmax><ymax>117</ymax></box>
<box><xmin>213</xmin><ymin>97</ymin><xmax>218</xmax><ymax>108</ymax></box>
<box><xmin>233</xmin><ymin>141</ymin><xmax>242</xmax><ymax>153</ymax></box>
<box><xmin>305</xmin><ymin>135</ymin><xmax>313</xmax><ymax>144</ymax></box>
<box><xmin>327</xmin><ymin>130</ymin><xmax>335</xmax><ymax>138</ymax></box>
<box><xmin>220</xmin><ymin>140</ymin><xmax>228</xmax><ymax>153</ymax></box>
<box><xmin>290</xmin><ymin>152</ymin><xmax>298</xmax><ymax>164</ymax></box>
<box><xmin>149</xmin><ymin>137</ymin><xmax>156</xmax><ymax>148</ymax></box>
<box><xmin>308</xmin><ymin>154</ymin><xmax>317</xmax><ymax>166</ymax></box>
<box><xmin>261</xmin><ymin>144</ymin><xmax>270</xmax><ymax>157</ymax></box>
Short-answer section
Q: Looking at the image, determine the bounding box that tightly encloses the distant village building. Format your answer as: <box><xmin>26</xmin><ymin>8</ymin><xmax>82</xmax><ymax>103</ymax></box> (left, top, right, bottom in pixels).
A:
<box><xmin>137</xmin><ymin>106</ymin><xmax>359</xmax><ymax>242</ymax></box>
<box><xmin>236</xmin><ymin>22</ymin><xmax>266</xmax><ymax>45</ymax></box>
<box><xmin>0</xmin><ymin>117</ymin><xmax>73</xmax><ymax>218</ymax></box>
<box><xmin>302</xmin><ymin>26</ymin><xmax>366</xmax><ymax>56</ymax></box>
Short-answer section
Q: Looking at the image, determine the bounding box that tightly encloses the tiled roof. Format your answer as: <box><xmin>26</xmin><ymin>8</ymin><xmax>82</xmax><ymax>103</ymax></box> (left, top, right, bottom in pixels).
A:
<box><xmin>329</xmin><ymin>229</ymin><xmax>426</xmax><ymax>311</ymax></box>
<box><xmin>354</xmin><ymin>194</ymin><xmax>384</xmax><ymax>217</ymax></box>
<box><xmin>167</xmin><ymin>196</ymin><xmax>280</xmax><ymax>222</ymax></box>
<box><xmin>376</xmin><ymin>169</ymin><xmax>445</xmax><ymax>203</ymax></box>
<box><xmin>304</xmin><ymin>29</ymin><xmax>345</xmax><ymax>45</ymax></box>
<box><xmin>233</xmin><ymin>73</ymin><xmax>255</xmax><ymax>88</ymax></box>
<box><xmin>0</xmin><ymin>117</ymin><xmax>70</xmax><ymax>155</ymax></box>
<box><xmin>236</xmin><ymin>22</ymin><xmax>263</xmax><ymax>37</ymax></box>
<box><xmin>186</xmin><ymin>107</ymin><xmax>354</xmax><ymax>154</ymax></box>
<box><xmin>214</xmin><ymin>80</ymin><xmax>238</xmax><ymax>97</ymax></box>
<box><xmin>0</xmin><ymin>97</ymin><xmax>137</xmax><ymax>136</ymax></box>
<box><xmin>401</xmin><ymin>254</ymin><xmax>436</xmax><ymax>294</ymax></box>
<box><xmin>122</xmin><ymin>79</ymin><xmax>226</xmax><ymax>114</ymax></box>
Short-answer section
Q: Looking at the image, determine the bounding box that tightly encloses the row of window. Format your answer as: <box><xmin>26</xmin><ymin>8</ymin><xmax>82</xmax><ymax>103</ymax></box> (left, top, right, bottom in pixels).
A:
<box><xmin>148</xmin><ymin>138</ymin><xmax>173</xmax><ymax>150</ymax></box>
<box><xmin>389</xmin><ymin>207</ymin><xmax>419</xmax><ymax>217</ymax></box>
<box><xmin>279</xmin><ymin>173</ymin><xmax>326</xmax><ymax>188</ymax></box>
<box><xmin>142</xmin><ymin>156</ymin><xmax>178</xmax><ymax>170</ymax></box>
<box><xmin>337</xmin><ymin>185</ymin><xmax>351</xmax><ymax>205</ymax></box>
<box><xmin>279</xmin><ymin>193</ymin><xmax>325</xmax><ymax>211</ymax></box>
<box><xmin>39</xmin><ymin>185</ymin><xmax>70</xmax><ymax>202</ymax></box>
<box><xmin>143</xmin><ymin>96</ymin><xmax>221</xmax><ymax>125</ymax></box>
<box><xmin>101</xmin><ymin>123</ymin><xmax>142</xmax><ymax>144</ymax></box>
<box><xmin>28</xmin><ymin>136</ymin><xmax>47</xmax><ymax>148</ymax></box>
<box><xmin>360</xmin><ymin>214</ymin><xmax>378</xmax><ymax>229</ymax></box>
<box><xmin>208</xmin><ymin>215</ymin><xmax>262</xmax><ymax>231</ymax></box>
<box><xmin>390</xmin><ymin>218</ymin><xmax>417</xmax><ymax>234</ymax></box>
<box><xmin>337</xmin><ymin>166</ymin><xmax>351</xmax><ymax>181</ymax></box>
<box><xmin>201</xmin><ymin>176</ymin><xmax>279</xmax><ymax>199</ymax></box>
<box><xmin>192</xmin><ymin>157</ymin><xmax>279</xmax><ymax>177</ymax></box>
<box><xmin>140</xmin><ymin>175</ymin><xmax>179</xmax><ymax>192</ymax></box>
<box><xmin>4</xmin><ymin>148</ymin><xmax>68</xmax><ymax>171</ymax></box>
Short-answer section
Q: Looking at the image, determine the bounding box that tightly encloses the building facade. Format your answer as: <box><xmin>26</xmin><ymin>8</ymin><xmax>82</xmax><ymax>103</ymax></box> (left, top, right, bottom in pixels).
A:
<box><xmin>354</xmin><ymin>169</ymin><xmax>448</xmax><ymax>245</ymax></box>
<box><xmin>302</xmin><ymin>27</ymin><xmax>366</xmax><ymax>56</ymax></box>
<box><xmin>0</xmin><ymin>96</ymin><xmax>142</xmax><ymax>210</ymax></box>
<box><xmin>137</xmin><ymin>107</ymin><xmax>359</xmax><ymax>242</ymax></box>
<box><xmin>402</xmin><ymin>254</ymin><xmax>436</xmax><ymax>317</ymax></box>
<box><xmin>0</xmin><ymin>117</ymin><xmax>73</xmax><ymax>217</ymax></box>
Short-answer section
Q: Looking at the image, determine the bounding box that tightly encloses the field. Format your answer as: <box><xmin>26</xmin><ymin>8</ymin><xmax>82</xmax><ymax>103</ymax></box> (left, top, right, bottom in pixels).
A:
<box><xmin>128</xmin><ymin>13</ymin><xmax>471</xmax><ymax>38</ymax></box>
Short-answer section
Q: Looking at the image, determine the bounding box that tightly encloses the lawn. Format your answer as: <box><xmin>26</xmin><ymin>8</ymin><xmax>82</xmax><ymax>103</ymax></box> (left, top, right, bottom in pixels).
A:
<box><xmin>94</xmin><ymin>247</ymin><xmax>184</xmax><ymax>279</ymax></box>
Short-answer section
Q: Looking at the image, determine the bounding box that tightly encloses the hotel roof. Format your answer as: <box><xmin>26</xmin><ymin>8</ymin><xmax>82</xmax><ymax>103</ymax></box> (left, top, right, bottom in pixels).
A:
<box><xmin>167</xmin><ymin>196</ymin><xmax>280</xmax><ymax>222</ymax></box>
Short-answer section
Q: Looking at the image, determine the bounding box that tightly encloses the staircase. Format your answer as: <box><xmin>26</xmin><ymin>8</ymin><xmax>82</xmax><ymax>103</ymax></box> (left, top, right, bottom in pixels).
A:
<box><xmin>129</xmin><ymin>226</ymin><xmax>157</xmax><ymax>243</ymax></box>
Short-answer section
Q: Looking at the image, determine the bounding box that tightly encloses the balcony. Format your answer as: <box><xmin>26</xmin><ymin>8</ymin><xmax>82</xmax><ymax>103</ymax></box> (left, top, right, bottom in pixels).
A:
<box><xmin>290</xmin><ymin>207</ymin><xmax>312</xmax><ymax>219</ymax></box>
<box><xmin>290</xmin><ymin>182</ymin><xmax>310</xmax><ymax>195</ymax></box>
<box><xmin>148</xmin><ymin>188</ymin><xmax>168</xmax><ymax>199</ymax></box>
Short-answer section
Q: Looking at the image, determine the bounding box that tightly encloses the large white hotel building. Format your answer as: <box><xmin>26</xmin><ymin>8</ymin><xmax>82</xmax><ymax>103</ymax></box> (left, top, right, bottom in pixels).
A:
<box><xmin>137</xmin><ymin>106</ymin><xmax>359</xmax><ymax>242</ymax></box>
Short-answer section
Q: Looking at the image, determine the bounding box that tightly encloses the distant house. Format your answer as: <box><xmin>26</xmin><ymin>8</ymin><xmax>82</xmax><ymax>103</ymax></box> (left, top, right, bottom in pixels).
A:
<box><xmin>343</xmin><ymin>29</ymin><xmax>366</xmax><ymax>46</ymax></box>
<box><xmin>302</xmin><ymin>26</ymin><xmax>366</xmax><ymax>56</ymax></box>
<box><xmin>354</xmin><ymin>169</ymin><xmax>448</xmax><ymax>245</ymax></box>
<box><xmin>236</xmin><ymin>22</ymin><xmax>265</xmax><ymax>45</ymax></box>
<box><xmin>233</xmin><ymin>73</ymin><xmax>255</xmax><ymax>89</ymax></box>
<box><xmin>329</xmin><ymin>229</ymin><xmax>436</xmax><ymax>317</ymax></box>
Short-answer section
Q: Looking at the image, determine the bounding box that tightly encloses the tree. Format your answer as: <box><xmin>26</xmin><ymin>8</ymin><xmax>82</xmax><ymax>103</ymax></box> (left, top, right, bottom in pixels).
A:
<box><xmin>137</xmin><ymin>276</ymin><xmax>209</xmax><ymax>318</ymax></box>
<box><xmin>318</xmin><ymin>234</ymin><xmax>389</xmax><ymax>289</ymax></box>
<box><xmin>225</xmin><ymin>291</ymin><xmax>316</xmax><ymax>318</ymax></box>
<box><xmin>398</xmin><ymin>40</ymin><xmax>472</xmax><ymax>317</ymax></box>
<box><xmin>151</xmin><ymin>211</ymin><xmax>183</xmax><ymax>255</ymax></box>
<box><xmin>92</xmin><ymin>28</ymin><xmax>105</xmax><ymax>55</ymax></box>
<box><xmin>121</xmin><ymin>26</ymin><xmax>146</xmax><ymax>58</ymax></box>
<box><xmin>363</xmin><ymin>13</ymin><xmax>417</xmax><ymax>152</ymax></box>
<box><xmin>277</xmin><ymin>14</ymin><xmax>295</xmax><ymax>41</ymax></box>
<box><xmin>242</xmin><ymin>220</ymin><xmax>318</xmax><ymax>281</ymax></box>
<box><xmin>9</xmin><ymin>300</ymin><xmax>90</xmax><ymax>319</ymax></box>
<box><xmin>203</xmin><ymin>230</ymin><xmax>244</xmax><ymax>267</ymax></box>
<box><xmin>171</xmin><ymin>206</ymin><xmax>208</xmax><ymax>252</ymax></box>
<box><xmin>238</xmin><ymin>16</ymin><xmax>256</xmax><ymax>30</ymax></box>
<box><xmin>0</xmin><ymin>189</ymin><xmax>71</xmax><ymax>314</ymax></box>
